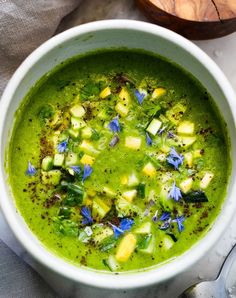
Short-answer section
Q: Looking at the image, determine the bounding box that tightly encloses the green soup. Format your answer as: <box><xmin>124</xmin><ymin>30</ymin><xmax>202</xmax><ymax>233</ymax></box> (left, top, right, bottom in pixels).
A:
<box><xmin>8</xmin><ymin>50</ymin><xmax>230</xmax><ymax>272</ymax></box>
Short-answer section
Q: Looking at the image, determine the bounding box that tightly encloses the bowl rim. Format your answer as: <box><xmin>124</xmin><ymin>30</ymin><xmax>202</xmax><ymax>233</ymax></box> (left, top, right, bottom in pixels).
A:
<box><xmin>1</xmin><ymin>19</ymin><xmax>236</xmax><ymax>290</ymax></box>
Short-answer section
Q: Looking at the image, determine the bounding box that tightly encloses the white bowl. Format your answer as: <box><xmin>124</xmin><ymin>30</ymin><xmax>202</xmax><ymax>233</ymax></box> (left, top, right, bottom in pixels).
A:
<box><xmin>0</xmin><ymin>20</ymin><xmax>236</xmax><ymax>290</ymax></box>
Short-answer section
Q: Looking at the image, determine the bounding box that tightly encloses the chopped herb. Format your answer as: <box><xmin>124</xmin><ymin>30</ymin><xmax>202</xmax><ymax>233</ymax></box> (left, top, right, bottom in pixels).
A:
<box><xmin>145</xmin><ymin>132</ymin><xmax>152</xmax><ymax>146</ymax></box>
<box><xmin>82</xmin><ymin>164</ymin><xmax>93</xmax><ymax>183</ymax></box>
<box><xmin>25</xmin><ymin>161</ymin><xmax>37</xmax><ymax>176</ymax></box>
<box><xmin>57</xmin><ymin>139</ymin><xmax>68</xmax><ymax>153</ymax></box>
<box><xmin>100</xmin><ymin>236</ymin><xmax>117</xmax><ymax>252</ymax></box>
<box><xmin>183</xmin><ymin>191</ymin><xmax>208</xmax><ymax>203</ymax></box>
<box><xmin>91</xmin><ymin>129</ymin><xmax>101</xmax><ymax>141</ymax></box>
<box><xmin>38</xmin><ymin>104</ymin><xmax>54</xmax><ymax>123</ymax></box>
<box><xmin>168</xmin><ymin>182</ymin><xmax>182</xmax><ymax>202</ymax></box>
<box><xmin>134</xmin><ymin>89</ymin><xmax>145</xmax><ymax>105</ymax></box>
<box><xmin>53</xmin><ymin>217</ymin><xmax>78</xmax><ymax>237</ymax></box>
<box><xmin>81</xmin><ymin>206</ymin><xmax>93</xmax><ymax>225</ymax></box>
<box><xmin>108</xmin><ymin>117</ymin><xmax>120</xmax><ymax>133</ymax></box>
<box><xmin>137</xmin><ymin>234</ymin><xmax>152</xmax><ymax>249</ymax></box>
<box><xmin>58</xmin><ymin>206</ymin><xmax>71</xmax><ymax>219</ymax></box>
<box><xmin>80</xmin><ymin>81</ymin><xmax>100</xmax><ymax>100</ymax></box>
<box><xmin>137</xmin><ymin>183</ymin><xmax>145</xmax><ymax>199</ymax></box>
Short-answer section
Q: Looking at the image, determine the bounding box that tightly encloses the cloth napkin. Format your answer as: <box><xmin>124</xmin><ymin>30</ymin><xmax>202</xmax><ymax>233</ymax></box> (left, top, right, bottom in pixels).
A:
<box><xmin>0</xmin><ymin>0</ymin><xmax>80</xmax><ymax>96</ymax></box>
<box><xmin>0</xmin><ymin>1</ymin><xmax>80</xmax><ymax>296</ymax></box>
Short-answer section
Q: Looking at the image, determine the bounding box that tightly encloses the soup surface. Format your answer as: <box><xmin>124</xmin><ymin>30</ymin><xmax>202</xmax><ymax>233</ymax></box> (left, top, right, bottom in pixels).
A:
<box><xmin>8</xmin><ymin>50</ymin><xmax>229</xmax><ymax>272</ymax></box>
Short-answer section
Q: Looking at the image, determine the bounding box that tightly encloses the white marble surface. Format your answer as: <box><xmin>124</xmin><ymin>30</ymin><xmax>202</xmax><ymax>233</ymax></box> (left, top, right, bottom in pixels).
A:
<box><xmin>1</xmin><ymin>0</ymin><xmax>236</xmax><ymax>297</ymax></box>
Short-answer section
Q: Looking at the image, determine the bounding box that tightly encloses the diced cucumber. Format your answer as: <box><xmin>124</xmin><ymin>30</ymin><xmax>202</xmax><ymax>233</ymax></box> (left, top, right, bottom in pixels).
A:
<box><xmin>79</xmin><ymin>140</ymin><xmax>100</xmax><ymax>156</ymax></box>
<box><xmin>65</xmin><ymin>153</ymin><xmax>80</xmax><ymax>166</ymax></box>
<box><xmin>115</xmin><ymin>102</ymin><xmax>129</xmax><ymax>117</ymax></box>
<box><xmin>125</xmin><ymin>136</ymin><xmax>141</xmax><ymax>150</ymax></box>
<box><xmin>92</xmin><ymin>198</ymin><xmax>111</xmax><ymax>220</ymax></box>
<box><xmin>200</xmin><ymin>172</ymin><xmax>214</xmax><ymax>189</ymax></box>
<box><xmin>70</xmin><ymin>104</ymin><xmax>86</xmax><ymax>118</ymax></box>
<box><xmin>41</xmin><ymin>170</ymin><xmax>61</xmax><ymax>186</ymax></box>
<box><xmin>41</xmin><ymin>156</ymin><xmax>53</xmax><ymax>171</ymax></box>
<box><xmin>159</xmin><ymin>186</ymin><xmax>174</xmax><ymax>211</ymax></box>
<box><xmin>178</xmin><ymin>136</ymin><xmax>196</xmax><ymax>148</ymax></box>
<box><xmin>152</xmin><ymin>87</ymin><xmax>166</xmax><ymax>99</ymax></box>
<box><xmin>180</xmin><ymin>178</ymin><xmax>193</xmax><ymax>194</ymax></box>
<box><xmin>139</xmin><ymin>234</ymin><xmax>155</xmax><ymax>254</ymax></box>
<box><xmin>134</xmin><ymin>222</ymin><xmax>152</xmax><ymax>234</ymax></box>
<box><xmin>166</xmin><ymin>103</ymin><xmax>187</xmax><ymax>124</ymax></box>
<box><xmin>115</xmin><ymin>233</ymin><xmax>137</xmax><ymax>262</ymax></box>
<box><xmin>71</xmin><ymin>117</ymin><xmax>86</xmax><ymax>131</ymax></box>
<box><xmin>146</xmin><ymin>118</ymin><xmax>162</xmax><ymax>136</ymax></box>
<box><xmin>122</xmin><ymin>189</ymin><xmax>137</xmax><ymax>203</ymax></box>
<box><xmin>177</xmin><ymin>121</ymin><xmax>195</xmax><ymax>135</ymax></box>
<box><xmin>162</xmin><ymin>235</ymin><xmax>174</xmax><ymax>250</ymax></box>
<box><xmin>102</xmin><ymin>187</ymin><xmax>116</xmax><ymax>198</ymax></box>
<box><xmin>53</xmin><ymin>154</ymin><xmax>65</xmax><ymax>167</ymax></box>
<box><xmin>104</xmin><ymin>255</ymin><xmax>120</xmax><ymax>272</ymax></box>
<box><xmin>68</xmin><ymin>129</ymin><xmax>79</xmax><ymax>140</ymax></box>
<box><xmin>100</xmin><ymin>87</ymin><xmax>111</xmax><ymax>99</ymax></box>
<box><xmin>127</xmin><ymin>172</ymin><xmax>139</xmax><ymax>187</ymax></box>
<box><xmin>142</xmin><ymin>162</ymin><xmax>156</xmax><ymax>177</ymax></box>
<box><xmin>97</xmin><ymin>109</ymin><xmax>109</xmax><ymax>120</ymax></box>
<box><xmin>80</xmin><ymin>154</ymin><xmax>95</xmax><ymax>165</ymax></box>
<box><xmin>81</xmin><ymin>126</ymin><xmax>92</xmax><ymax>139</ymax></box>
<box><xmin>93</xmin><ymin>226</ymin><xmax>113</xmax><ymax>244</ymax></box>
<box><xmin>116</xmin><ymin>197</ymin><xmax>131</xmax><ymax>217</ymax></box>
<box><xmin>184</xmin><ymin>152</ymin><xmax>193</xmax><ymax>168</ymax></box>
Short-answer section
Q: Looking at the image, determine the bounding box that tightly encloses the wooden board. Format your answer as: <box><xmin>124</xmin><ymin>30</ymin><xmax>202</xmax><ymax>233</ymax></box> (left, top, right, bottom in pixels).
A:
<box><xmin>136</xmin><ymin>0</ymin><xmax>236</xmax><ymax>39</ymax></box>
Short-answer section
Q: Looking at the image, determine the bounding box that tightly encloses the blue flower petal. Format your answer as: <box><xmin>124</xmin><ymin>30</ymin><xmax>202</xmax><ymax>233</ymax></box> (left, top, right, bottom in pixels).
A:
<box><xmin>152</xmin><ymin>210</ymin><xmax>158</xmax><ymax>223</ymax></box>
<box><xmin>108</xmin><ymin>117</ymin><xmax>120</xmax><ymax>133</ymax></box>
<box><xmin>110</xmin><ymin>223</ymin><xmax>124</xmax><ymax>239</ymax></box>
<box><xmin>159</xmin><ymin>221</ymin><xmax>171</xmax><ymax>231</ymax></box>
<box><xmin>82</xmin><ymin>165</ymin><xmax>93</xmax><ymax>183</ymax></box>
<box><xmin>120</xmin><ymin>218</ymin><xmax>134</xmax><ymax>231</ymax></box>
<box><xmin>146</xmin><ymin>132</ymin><xmax>152</xmax><ymax>146</ymax></box>
<box><xmin>57</xmin><ymin>139</ymin><xmax>68</xmax><ymax>153</ymax></box>
<box><xmin>166</xmin><ymin>147</ymin><xmax>184</xmax><ymax>170</ymax></box>
<box><xmin>160</xmin><ymin>211</ymin><xmax>171</xmax><ymax>221</ymax></box>
<box><xmin>168</xmin><ymin>182</ymin><xmax>182</xmax><ymax>202</ymax></box>
<box><xmin>173</xmin><ymin>215</ymin><xmax>185</xmax><ymax>232</ymax></box>
<box><xmin>70</xmin><ymin>166</ymin><xmax>81</xmax><ymax>175</ymax></box>
<box><xmin>81</xmin><ymin>206</ymin><xmax>93</xmax><ymax>225</ymax></box>
<box><xmin>25</xmin><ymin>161</ymin><xmax>37</xmax><ymax>176</ymax></box>
<box><xmin>158</xmin><ymin>126</ymin><xmax>167</xmax><ymax>136</ymax></box>
<box><xmin>134</xmin><ymin>89</ymin><xmax>145</xmax><ymax>105</ymax></box>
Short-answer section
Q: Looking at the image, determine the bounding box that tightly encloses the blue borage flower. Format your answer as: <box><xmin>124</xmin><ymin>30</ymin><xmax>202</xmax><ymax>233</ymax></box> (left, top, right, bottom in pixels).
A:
<box><xmin>82</xmin><ymin>164</ymin><xmax>93</xmax><ymax>183</ymax></box>
<box><xmin>159</xmin><ymin>219</ymin><xmax>171</xmax><ymax>231</ymax></box>
<box><xmin>168</xmin><ymin>182</ymin><xmax>182</xmax><ymax>202</ymax></box>
<box><xmin>166</xmin><ymin>147</ymin><xmax>184</xmax><ymax>170</ymax></box>
<box><xmin>134</xmin><ymin>89</ymin><xmax>145</xmax><ymax>105</ymax></box>
<box><xmin>172</xmin><ymin>215</ymin><xmax>185</xmax><ymax>232</ymax></box>
<box><xmin>81</xmin><ymin>206</ymin><xmax>93</xmax><ymax>225</ymax></box>
<box><xmin>25</xmin><ymin>161</ymin><xmax>37</xmax><ymax>176</ymax></box>
<box><xmin>108</xmin><ymin>117</ymin><xmax>120</xmax><ymax>133</ymax></box>
<box><xmin>152</xmin><ymin>210</ymin><xmax>158</xmax><ymax>223</ymax></box>
<box><xmin>159</xmin><ymin>211</ymin><xmax>171</xmax><ymax>221</ymax></box>
<box><xmin>57</xmin><ymin>139</ymin><xmax>68</xmax><ymax>153</ymax></box>
<box><xmin>70</xmin><ymin>166</ymin><xmax>81</xmax><ymax>175</ymax></box>
<box><xmin>109</xmin><ymin>218</ymin><xmax>134</xmax><ymax>239</ymax></box>
<box><xmin>167</xmin><ymin>131</ymin><xmax>175</xmax><ymax>139</ymax></box>
<box><xmin>146</xmin><ymin>132</ymin><xmax>152</xmax><ymax>146</ymax></box>
<box><xmin>158</xmin><ymin>126</ymin><xmax>167</xmax><ymax>136</ymax></box>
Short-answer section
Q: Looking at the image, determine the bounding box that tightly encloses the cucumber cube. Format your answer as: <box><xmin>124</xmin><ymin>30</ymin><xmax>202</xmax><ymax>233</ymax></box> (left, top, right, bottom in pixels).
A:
<box><xmin>134</xmin><ymin>222</ymin><xmax>152</xmax><ymax>234</ymax></box>
<box><xmin>81</xmin><ymin>126</ymin><xmax>92</xmax><ymax>139</ymax></box>
<box><xmin>115</xmin><ymin>233</ymin><xmax>137</xmax><ymax>262</ymax></box>
<box><xmin>71</xmin><ymin>117</ymin><xmax>86</xmax><ymax>131</ymax></box>
<box><xmin>139</xmin><ymin>235</ymin><xmax>155</xmax><ymax>254</ymax></box>
<box><xmin>53</xmin><ymin>154</ymin><xmax>65</xmax><ymax>167</ymax></box>
<box><xmin>100</xmin><ymin>87</ymin><xmax>111</xmax><ymax>99</ymax></box>
<box><xmin>122</xmin><ymin>189</ymin><xmax>137</xmax><ymax>202</ymax></box>
<box><xmin>177</xmin><ymin>121</ymin><xmax>195</xmax><ymax>135</ymax></box>
<box><xmin>146</xmin><ymin>118</ymin><xmax>162</xmax><ymax>136</ymax></box>
<box><xmin>162</xmin><ymin>235</ymin><xmax>174</xmax><ymax>250</ymax></box>
<box><xmin>115</xmin><ymin>102</ymin><xmax>129</xmax><ymax>117</ymax></box>
<box><xmin>178</xmin><ymin>136</ymin><xmax>196</xmax><ymax>148</ymax></box>
<box><xmin>102</xmin><ymin>187</ymin><xmax>116</xmax><ymax>198</ymax></box>
<box><xmin>125</xmin><ymin>136</ymin><xmax>141</xmax><ymax>150</ymax></box>
<box><xmin>70</xmin><ymin>104</ymin><xmax>86</xmax><ymax>118</ymax></box>
<box><xmin>127</xmin><ymin>172</ymin><xmax>139</xmax><ymax>187</ymax></box>
<box><xmin>79</xmin><ymin>140</ymin><xmax>100</xmax><ymax>156</ymax></box>
<box><xmin>104</xmin><ymin>255</ymin><xmax>120</xmax><ymax>272</ymax></box>
<box><xmin>41</xmin><ymin>170</ymin><xmax>61</xmax><ymax>186</ymax></box>
<box><xmin>152</xmin><ymin>87</ymin><xmax>166</xmax><ymax>99</ymax></box>
<box><xmin>93</xmin><ymin>226</ymin><xmax>113</xmax><ymax>244</ymax></box>
<box><xmin>68</xmin><ymin>129</ymin><xmax>79</xmax><ymax>140</ymax></box>
<box><xmin>200</xmin><ymin>172</ymin><xmax>214</xmax><ymax>189</ymax></box>
<box><xmin>142</xmin><ymin>162</ymin><xmax>156</xmax><ymax>177</ymax></box>
<box><xmin>92</xmin><ymin>198</ymin><xmax>111</xmax><ymax>220</ymax></box>
<box><xmin>65</xmin><ymin>153</ymin><xmax>80</xmax><ymax>166</ymax></box>
<box><xmin>41</xmin><ymin>156</ymin><xmax>53</xmax><ymax>171</ymax></box>
<box><xmin>166</xmin><ymin>103</ymin><xmax>187</xmax><ymax>124</ymax></box>
<box><xmin>180</xmin><ymin>178</ymin><xmax>193</xmax><ymax>194</ymax></box>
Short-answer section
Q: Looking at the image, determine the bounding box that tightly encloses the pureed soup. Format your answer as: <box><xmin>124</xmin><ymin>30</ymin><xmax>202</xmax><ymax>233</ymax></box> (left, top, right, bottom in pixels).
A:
<box><xmin>8</xmin><ymin>50</ymin><xmax>229</xmax><ymax>272</ymax></box>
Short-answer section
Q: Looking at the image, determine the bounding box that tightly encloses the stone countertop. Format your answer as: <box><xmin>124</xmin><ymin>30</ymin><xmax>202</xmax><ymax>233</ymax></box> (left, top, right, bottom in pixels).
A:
<box><xmin>1</xmin><ymin>0</ymin><xmax>236</xmax><ymax>297</ymax></box>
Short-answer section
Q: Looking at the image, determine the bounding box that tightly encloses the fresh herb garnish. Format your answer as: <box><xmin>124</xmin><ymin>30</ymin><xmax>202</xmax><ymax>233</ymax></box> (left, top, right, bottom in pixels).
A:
<box><xmin>137</xmin><ymin>183</ymin><xmax>145</xmax><ymax>199</ymax></box>
<box><xmin>53</xmin><ymin>217</ymin><xmax>78</xmax><ymax>237</ymax></box>
<box><xmin>81</xmin><ymin>206</ymin><xmax>93</xmax><ymax>225</ymax></box>
<box><xmin>58</xmin><ymin>206</ymin><xmax>71</xmax><ymax>219</ymax></box>
<box><xmin>168</xmin><ymin>182</ymin><xmax>182</xmax><ymax>202</ymax></box>
<box><xmin>25</xmin><ymin>161</ymin><xmax>37</xmax><ymax>176</ymax></box>
<box><xmin>38</xmin><ymin>104</ymin><xmax>54</xmax><ymax>123</ymax></box>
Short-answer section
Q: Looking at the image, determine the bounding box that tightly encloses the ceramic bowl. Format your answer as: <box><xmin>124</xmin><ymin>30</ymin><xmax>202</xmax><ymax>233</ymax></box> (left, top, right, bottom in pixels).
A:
<box><xmin>0</xmin><ymin>20</ymin><xmax>236</xmax><ymax>289</ymax></box>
